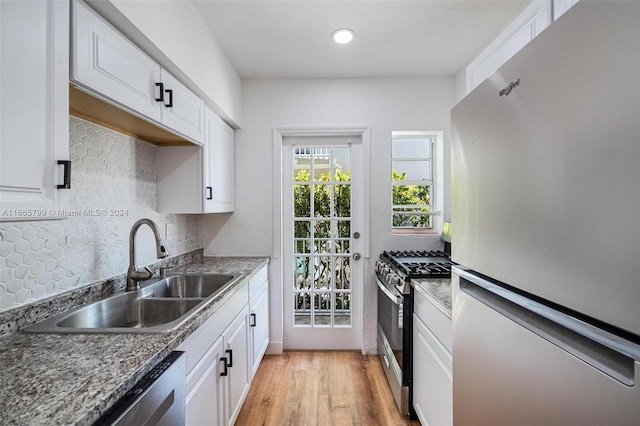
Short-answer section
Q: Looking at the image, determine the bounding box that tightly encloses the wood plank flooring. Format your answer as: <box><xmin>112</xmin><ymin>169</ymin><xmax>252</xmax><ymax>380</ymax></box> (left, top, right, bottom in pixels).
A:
<box><xmin>235</xmin><ymin>351</ymin><xmax>421</xmax><ymax>426</ymax></box>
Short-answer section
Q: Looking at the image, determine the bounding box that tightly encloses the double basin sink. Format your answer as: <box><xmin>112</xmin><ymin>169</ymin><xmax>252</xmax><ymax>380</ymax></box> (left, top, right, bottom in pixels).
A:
<box><xmin>23</xmin><ymin>273</ymin><xmax>243</xmax><ymax>334</ymax></box>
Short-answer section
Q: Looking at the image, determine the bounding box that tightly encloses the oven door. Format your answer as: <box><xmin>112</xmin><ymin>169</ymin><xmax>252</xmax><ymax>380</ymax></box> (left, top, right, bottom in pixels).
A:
<box><xmin>377</xmin><ymin>275</ymin><xmax>409</xmax><ymax>414</ymax></box>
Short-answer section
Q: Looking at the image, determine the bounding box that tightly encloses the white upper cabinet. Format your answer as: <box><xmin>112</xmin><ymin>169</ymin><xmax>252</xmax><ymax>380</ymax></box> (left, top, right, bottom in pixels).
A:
<box><xmin>0</xmin><ymin>0</ymin><xmax>70</xmax><ymax>222</ymax></box>
<box><xmin>72</xmin><ymin>0</ymin><xmax>161</xmax><ymax>122</ymax></box>
<box><xmin>204</xmin><ymin>110</ymin><xmax>235</xmax><ymax>213</ymax></box>
<box><xmin>157</xmin><ymin>107</ymin><xmax>234</xmax><ymax>214</ymax></box>
<box><xmin>159</xmin><ymin>70</ymin><xmax>205</xmax><ymax>145</ymax></box>
<box><xmin>71</xmin><ymin>0</ymin><xmax>204</xmax><ymax>144</ymax></box>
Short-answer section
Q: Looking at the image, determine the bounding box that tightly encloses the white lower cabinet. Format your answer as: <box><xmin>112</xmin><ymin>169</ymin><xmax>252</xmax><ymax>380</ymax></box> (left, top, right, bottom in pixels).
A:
<box><xmin>248</xmin><ymin>266</ymin><xmax>270</xmax><ymax>379</ymax></box>
<box><xmin>412</xmin><ymin>286</ymin><xmax>452</xmax><ymax>426</ymax></box>
<box><xmin>185</xmin><ymin>335</ymin><xmax>226</xmax><ymax>426</ymax></box>
<box><xmin>223</xmin><ymin>306</ymin><xmax>251</xmax><ymax>425</ymax></box>
<box><xmin>177</xmin><ymin>266</ymin><xmax>269</xmax><ymax>426</ymax></box>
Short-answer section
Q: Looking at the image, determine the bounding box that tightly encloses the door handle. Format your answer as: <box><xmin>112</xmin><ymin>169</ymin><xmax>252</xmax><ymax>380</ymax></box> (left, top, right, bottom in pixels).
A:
<box><xmin>352</xmin><ymin>253</ymin><xmax>361</xmax><ymax>260</ymax></box>
<box><xmin>250</xmin><ymin>313</ymin><xmax>256</xmax><ymax>327</ymax></box>
<box><xmin>225</xmin><ymin>349</ymin><xmax>233</xmax><ymax>367</ymax></box>
<box><xmin>206</xmin><ymin>186</ymin><xmax>213</xmax><ymax>200</ymax></box>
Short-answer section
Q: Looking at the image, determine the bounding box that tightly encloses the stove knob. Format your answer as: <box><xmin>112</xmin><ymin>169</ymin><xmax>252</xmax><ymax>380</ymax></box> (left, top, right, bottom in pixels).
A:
<box><xmin>375</xmin><ymin>261</ymin><xmax>384</xmax><ymax>273</ymax></box>
<box><xmin>389</xmin><ymin>276</ymin><xmax>400</xmax><ymax>287</ymax></box>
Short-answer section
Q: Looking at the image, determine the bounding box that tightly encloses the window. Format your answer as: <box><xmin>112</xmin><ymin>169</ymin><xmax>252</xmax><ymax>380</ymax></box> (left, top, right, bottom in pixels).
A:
<box><xmin>391</xmin><ymin>131</ymin><xmax>442</xmax><ymax>233</ymax></box>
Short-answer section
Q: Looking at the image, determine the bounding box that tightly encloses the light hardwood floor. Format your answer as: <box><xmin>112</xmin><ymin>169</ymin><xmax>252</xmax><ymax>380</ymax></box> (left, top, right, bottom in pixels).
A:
<box><xmin>235</xmin><ymin>351</ymin><xmax>421</xmax><ymax>426</ymax></box>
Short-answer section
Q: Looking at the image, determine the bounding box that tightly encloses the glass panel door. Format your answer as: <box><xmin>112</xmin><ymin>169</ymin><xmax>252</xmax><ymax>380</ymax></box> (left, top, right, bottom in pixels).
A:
<box><xmin>282</xmin><ymin>136</ymin><xmax>363</xmax><ymax>350</ymax></box>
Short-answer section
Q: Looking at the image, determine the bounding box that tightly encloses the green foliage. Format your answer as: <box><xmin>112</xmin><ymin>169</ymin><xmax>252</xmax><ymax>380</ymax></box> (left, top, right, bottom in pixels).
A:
<box><xmin>293</xmin><ymin>168</ymin><xmax>352</xmax><ymax>313</ymax></box>
<box><xmin>392</xmin><ymin>170</ymin><xmax>431</xmax><ymax>228</ymax></box>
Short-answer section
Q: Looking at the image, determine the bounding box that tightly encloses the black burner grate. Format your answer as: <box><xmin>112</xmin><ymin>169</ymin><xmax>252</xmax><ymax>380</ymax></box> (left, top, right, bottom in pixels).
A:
<box><xmin>380</xmin><ymin>250</ymin><xmax>453</xmax><ymax>279</ymax></box>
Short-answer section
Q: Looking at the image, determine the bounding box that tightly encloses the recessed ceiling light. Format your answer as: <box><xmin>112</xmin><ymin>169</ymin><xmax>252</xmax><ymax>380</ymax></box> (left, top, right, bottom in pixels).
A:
<box><xmin>332</xmin><ymin>28</ymin><xmax>355</xmax><ymax>44</ymax></box>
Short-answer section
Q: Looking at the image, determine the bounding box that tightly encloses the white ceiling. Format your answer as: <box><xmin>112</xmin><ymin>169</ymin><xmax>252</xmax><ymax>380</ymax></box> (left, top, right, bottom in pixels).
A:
<box><xmin>193</xmin><ymin>0</ymin><xmax>531</xmax><ymax>79</ymax></box>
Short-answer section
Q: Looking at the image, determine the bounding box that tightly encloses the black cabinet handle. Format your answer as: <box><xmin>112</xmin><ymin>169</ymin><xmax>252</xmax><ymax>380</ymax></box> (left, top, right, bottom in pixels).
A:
<box><xmin>155</xmin><ymin>82</ymin><xmax>164</xmax><ymax>102</ymax></box>
<box><xmin>57</xmin><ymin>160</ymin><xmax>71</xmax><ymax>189</ymax></box>
<box><xmin>225</xmin><ymin>349</ymin><xmax>233</xmax><ymax>367</ymax></box>
<box><xmin>250</xmin><ymin>313</ymin><xmax>256</xmax><ymax>327</ymax></box>
<box><xmin>164</xmin><ymin>89</ymin><xmax>173</xmax><ymax>107</ymax></box>
<box><xmin>220</xmin><ymin>357</ymin><xmax>228</xmax><ymax>376</ymax></box>
<box><xmin>206</xmin><ymin>186</ymin><xmax>213</xmax><ymax>200</ymax></box>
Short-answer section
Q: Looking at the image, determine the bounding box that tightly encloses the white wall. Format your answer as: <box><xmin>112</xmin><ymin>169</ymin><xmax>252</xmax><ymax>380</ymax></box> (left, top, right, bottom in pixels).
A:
<box><xmin>202</xmin><ymin>77</ymin><xmax>456</xmax><ymax>353</ymax></box>
<box><xmin>86</xmin><ymin>0</ymin><xmax>243</xmax><ymax>127</ymax></box>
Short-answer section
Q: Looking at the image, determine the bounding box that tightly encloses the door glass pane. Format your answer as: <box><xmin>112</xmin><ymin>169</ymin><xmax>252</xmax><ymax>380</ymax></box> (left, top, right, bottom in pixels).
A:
<box><xmin>335</xmin><ymin>256</ymin><xmax>350</xmax><ymax>290</ymax></box>
<box><xmin>293</xmin><ymin>184</ymin><xmax>311</xmax><ymax>217</ymax></box>
<box><xmin>334</xmin><ymin>184</ymin><xmax>350</xmax><ymax>217</ymax></box>
<box><xmin>294</xmin><ymin>221</ymin><xmax>310</xmax><ymax>238</ymax></box>
<box><xmin>294</xmin><ymin>257</ymin><xmax>311</xmax><ymax>289</ymax></box>
<box><xmin>334</xmin><ymin>147</ymin><xmax>351</xmax><ymax>181</ymax></box>
<box><xmin>294</xmin><ymin>293</ymin><xmax>311</xmax><ymax>326</ymax></box>
<box><xmin>312</xmin><ymin>148</ymin><xmax>331</xmax><ymax>180</ymax></box>
<box><xmin>314</xmin><ymin>184</ymin><xmax>331</xmax><ymax>217</ymax></box>
<box><xmin>313</xmin><ymin>293</ymin><xmax>332</xmax><ymax>326</ymax></box>
<box><xmin>294</xmin><ymin>239</ymin><xmax>311</xmax><ymax>254</ymax></box>
<box><xmin>313</xmin><ymin>239</ymin><xmax>331</xmax><ymax>254</ymax></box>
<box><xmin>335</xmin><ymin>221</ymin><xmax>350</xmax><ymax>238</ymax></box>
<box><xmin>314</xmin><ymin>256</ymin><xmax>332</xmax><ymax>290</ymax></box>
<box><xmin>335</xmin><ymin>239</ymin><xmax>350</xmax><ymax>254</ymax></box>
<box><xmin>335</xmin><ymin>292</ymin><xmax>351</xmax><ymax>326</ymax></box>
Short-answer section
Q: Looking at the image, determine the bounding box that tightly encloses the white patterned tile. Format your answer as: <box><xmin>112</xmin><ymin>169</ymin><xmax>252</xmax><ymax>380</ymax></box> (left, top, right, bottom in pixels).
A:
<box><xmin>0</xmin><ymin>117</ymin><xmax>202</xmax><ymax>311</ymax></box>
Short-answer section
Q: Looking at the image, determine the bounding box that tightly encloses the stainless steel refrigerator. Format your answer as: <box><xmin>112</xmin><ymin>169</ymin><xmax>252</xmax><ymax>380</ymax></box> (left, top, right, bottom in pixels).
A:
<box><xmin>451</xmin><ymin>1</ymin><xmax>640</xmax><ymax>424</ymax></box>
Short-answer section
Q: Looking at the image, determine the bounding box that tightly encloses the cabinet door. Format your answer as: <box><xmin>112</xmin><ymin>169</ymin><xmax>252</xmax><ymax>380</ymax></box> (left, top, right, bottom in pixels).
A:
<box><xmin>204</xmin><ymin>110</ymin><xmax>234</xmax><ymax>213</ymax></box>
<box><xmin>412</xmin><ymin>314</ymin><xmax>452</xmax><ymax>426</ymax></box>
<box><xmin>185</xmin><ymin>335</ymin><xmax>226</xmax><ymax>426</ymax></box>
<box><xmin>72</xmin><ymin>0</ymin><xmax>161</xmax><ymax>121</ymax></box>
<box><xmin>249</xmin><ymin>280</ymin><xmax>269</xmax><ymax>379</ymax></box>
<box><xmin>0</xmin><ymin>0</ymin><xmax>69</xmax><ymax>221</ymax></box>
<box><xmin>223</xmin><ymin>307</ymin><xmax>250</xmax><ymax>426</ymax></box>
<box><xmin>160</xmin><ymin>70</ymin><xmax>205</xmax><ymax>144</ymax></box>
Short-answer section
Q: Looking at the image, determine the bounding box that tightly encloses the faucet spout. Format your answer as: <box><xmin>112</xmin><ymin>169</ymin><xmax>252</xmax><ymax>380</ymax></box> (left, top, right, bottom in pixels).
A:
<box><xmin>126</xmin><ymin>218</ymin><xmax>170</xmax><ymax>291</ymax></box>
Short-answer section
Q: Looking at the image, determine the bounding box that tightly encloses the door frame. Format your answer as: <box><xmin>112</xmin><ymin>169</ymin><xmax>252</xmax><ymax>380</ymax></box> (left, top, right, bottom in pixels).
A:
<box><xmin>271</xmin><ymin>126</ymin><xmax>371</xmax><ymax>352</ymax></box>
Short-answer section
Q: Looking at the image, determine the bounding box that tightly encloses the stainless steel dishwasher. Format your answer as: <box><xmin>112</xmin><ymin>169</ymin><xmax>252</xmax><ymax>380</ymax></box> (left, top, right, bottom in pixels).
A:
<box><xmin>94</xmin><ymin>351</ymin><xmax>186</xmax><ymax>426</ymax></box>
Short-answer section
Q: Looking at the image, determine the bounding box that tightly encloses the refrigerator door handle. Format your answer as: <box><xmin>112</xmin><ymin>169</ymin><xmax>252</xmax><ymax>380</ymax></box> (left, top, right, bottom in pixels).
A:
<box><xmin>456</xmin><ymin>267</ymin><xmax>640</xmax><ymax>386</ymax></box>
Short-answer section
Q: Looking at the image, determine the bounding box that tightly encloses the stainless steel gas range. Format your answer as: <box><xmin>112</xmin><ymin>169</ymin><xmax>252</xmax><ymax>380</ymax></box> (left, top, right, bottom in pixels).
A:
<box><xmin>375</xmin><ymin>250</ymin><xmax>453</xmax><ymax>416</ymax></box>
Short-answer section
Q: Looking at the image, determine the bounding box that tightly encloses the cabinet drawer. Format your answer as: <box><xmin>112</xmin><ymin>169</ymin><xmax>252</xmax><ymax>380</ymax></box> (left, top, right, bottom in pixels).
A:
<box><xmin>248</xmin><ymin>265</ymin><xmax>268</xmax><ymax>299</ymax></box>
<box><xmin>413</xmin><ymin>286</ymin><xmax>452</xmax><ymax>353</ymax></box>
<box><xmin>185</xmin><ymin>334</ymin><xmax>223</xmax><ymax>398</ymax></box>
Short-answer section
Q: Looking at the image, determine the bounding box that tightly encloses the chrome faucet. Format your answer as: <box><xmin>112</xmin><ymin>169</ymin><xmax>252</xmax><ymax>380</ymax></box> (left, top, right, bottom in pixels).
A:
<box><xmin>126</xmin><ymin>218</ymin><xmax>170</xmax><ymax>291</ymax></box>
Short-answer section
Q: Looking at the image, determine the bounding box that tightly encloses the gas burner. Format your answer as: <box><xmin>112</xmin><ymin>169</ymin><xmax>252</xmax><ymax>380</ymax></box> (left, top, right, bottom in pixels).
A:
<box><xmin>379</xmin><ymin>250</ymin><xmax>454</xmax><ymax>279</ymax></box>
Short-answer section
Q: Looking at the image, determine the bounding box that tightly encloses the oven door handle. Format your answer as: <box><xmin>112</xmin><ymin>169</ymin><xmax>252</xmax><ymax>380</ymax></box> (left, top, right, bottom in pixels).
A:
<box><xmin>376</xmin><ymin>276</ymin><xmax>404</xmax><ymax>305</ymax></box>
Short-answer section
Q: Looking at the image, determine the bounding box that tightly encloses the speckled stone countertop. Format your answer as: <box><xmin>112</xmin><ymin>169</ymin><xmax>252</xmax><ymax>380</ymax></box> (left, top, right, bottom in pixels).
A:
<box><xmin>411</xmin><ymin>278</ymin><xmax>452</xmax><ymax>318</ymax></box>
<box><xmin>0</xmin><ymin>256</ymin><xmax>268</xmax><ymax>426</ymax></box>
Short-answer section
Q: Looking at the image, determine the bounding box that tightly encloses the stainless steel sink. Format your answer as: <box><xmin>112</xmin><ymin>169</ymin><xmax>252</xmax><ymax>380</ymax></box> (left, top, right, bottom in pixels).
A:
<box><xmin>23</xmin><ymin>273</ymin><xmax>243</xmax><ymax>334</ymax></box>
<box><xmin>145</xmin><ymin>274</ymin><xmax>237</xmax><ymax>298</ymax></box>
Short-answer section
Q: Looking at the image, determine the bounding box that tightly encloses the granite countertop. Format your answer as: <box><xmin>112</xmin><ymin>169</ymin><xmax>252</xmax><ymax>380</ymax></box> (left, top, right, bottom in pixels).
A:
<box><xmin>411</xmin><ymin>278</ymin><xmax>452</xmax><ymax>318</ymax></box>
<box><xmin>0</xmin><ymin>256</ymin><xmax>268</xmax><ymax>426</ymax></box>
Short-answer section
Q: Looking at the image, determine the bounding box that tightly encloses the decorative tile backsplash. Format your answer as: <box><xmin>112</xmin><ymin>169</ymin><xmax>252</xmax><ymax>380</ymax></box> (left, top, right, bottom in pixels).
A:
<box><xmin>0</xmin><ymin>117</ymin><xmax>201</xmax><ymax>311</ymax></box>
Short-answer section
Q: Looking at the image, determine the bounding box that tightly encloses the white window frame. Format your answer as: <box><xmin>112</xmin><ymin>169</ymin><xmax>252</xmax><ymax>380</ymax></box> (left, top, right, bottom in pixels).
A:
<box><xmin>391</xmin><ymin>130</ymin><xmax>444</xmax><ymax>235</ymax></box>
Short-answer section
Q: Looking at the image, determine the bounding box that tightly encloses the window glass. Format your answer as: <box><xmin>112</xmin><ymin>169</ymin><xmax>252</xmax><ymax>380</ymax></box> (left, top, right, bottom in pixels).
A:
<box><xmin>391</xmin><ymin>132</ymin><xmax>436</xmax><ymax>231</ymax></box>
